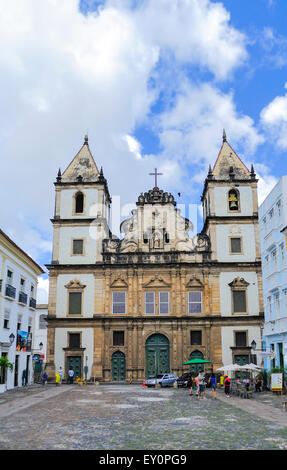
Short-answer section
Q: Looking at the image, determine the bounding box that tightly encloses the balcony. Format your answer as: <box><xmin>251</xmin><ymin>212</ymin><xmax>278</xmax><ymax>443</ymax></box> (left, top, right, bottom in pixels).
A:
<box><xmin>5</xmin><ymin>284</ymin><xmax>16</xmax><ymax>299</ymax></box>
<box><xmin>29</xmin><ymin>297</ymin><xmax>36</xmax><ymax>309</ymax></box>
<box><xmin>18</xmin><ymin>291</ymin><xmax>28</xmax><ymax>305</ymax></box>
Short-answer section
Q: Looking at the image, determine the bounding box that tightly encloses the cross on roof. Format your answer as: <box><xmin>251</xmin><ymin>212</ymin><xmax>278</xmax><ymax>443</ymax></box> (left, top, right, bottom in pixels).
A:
<box><xmin>149</xmin><ymin>168</ymin><xmax>163</xmax><ymax>188</ymax></box>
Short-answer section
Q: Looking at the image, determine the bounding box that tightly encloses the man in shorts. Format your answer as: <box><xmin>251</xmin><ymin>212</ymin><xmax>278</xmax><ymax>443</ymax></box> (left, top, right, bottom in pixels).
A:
<box><xmin>197</xmin><ymin>371</ymin><xmax>206</xmax><ymax>399</ymax></box>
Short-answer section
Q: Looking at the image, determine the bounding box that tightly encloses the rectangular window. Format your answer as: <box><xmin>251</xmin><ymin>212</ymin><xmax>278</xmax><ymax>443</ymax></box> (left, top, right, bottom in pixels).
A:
<box><xmin>145</xmin><ymin>292</ymin><xmax>155</xmax><ymax>314</ymax></box>
<box><xmin>230</xmin><ymin>237</ymin><xmax>242</xmax><ymax>253</ymax></box>
<box><xmin>3</xmin><ymin>310</ymin><xmax>10</xmax><ymax>329</ymax></box>
<box><xmin>69</xmin><ymin>333</ymin><xmax>81</xmax><ymax>349</ymax></box>
<box><xmin>233</xmin><ymin>290</ymin><xmax>247</xmax><ymax>313</ymax></box>
<box><xmin>188</xmin><ymin>291</ymin><xmax>202</xmax><ymax>314</ymax></box>
<box><xmin>72</xmin><ymin>239</ymin><xmax>84</xmax><ymax>255</ymax></box>
<box><xmin>190</xmin><ymin>330</ymin><xmax>202</xmax><ymax>345</ymax></box>
<box><xmin>113</xmin><ymin>331</ymin><xmax>124</xmax><ymax>346</ymax></box>
<box><xmin>68</xmin><ymin>292</ymin><xmax>82</xmax><ymax>315</ymax></box>
<box><xmin>112</xmin><ymin>292</ymin><xmax>126</xmax><ymax>314</ymax></box>
<box><xmin>20</xmin><ymin>278</ymin><xmax>25</xmax><ymax>291</ymax></box>
<box><xmin>7</xmin><ymin>270</ymin><xmax>13</xmax><ymax>283</ymax></box>
<box><xmin>159</xmin><ymin>292</ymin><xmax>169</xmax><ymax>314</ymax></box>
<box><xmin>235</xmin><ymin>331</ymin><xmax>247</xmax><ymax>347</ymax></box>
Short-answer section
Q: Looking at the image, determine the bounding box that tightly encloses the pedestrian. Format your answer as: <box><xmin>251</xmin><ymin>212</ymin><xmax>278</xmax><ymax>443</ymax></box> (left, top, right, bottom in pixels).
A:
<box><xmin>187</xmin><ymin>375</ymin><xmax>193</xmax><ymax>396</ymax></box>
<box><xmin>209</xmin><ymin>373</ymin><xmax>217</xmax><ymax>399</ymax></box>
<box><xmin>194</xmin><ymin>375</ymin><xmax>199</xmax><ymax>397</ymax></box>
<box><xmin>220</xmin><ymin>374</ymin><xmax>224</xmax><ymax>387</ymax></box>
<box><xmin>42</xmin><ymin>372</ymin><xmax>48</xmax><ymax>385</ymax></box>
<box><xmin>68</xmin><ymin>367</ymin><xmax>74</xmax><ymax>384</ymax></box>
<box><xmin>224</xmin><ymin>374</ymin><xmax>231</xmax><ymax>397</ymax></box>
<box><xmin>55</xmin><ymin>372</ymin><xmax>61</xmax><ymax>386</ymax></box>
<box><xmin>197</xmin><ymin>371</ymin><xmax>206</xmax><ymax>399</ymax></box>
<box><xmin>58</xmin><ymin>367</ymin><xmax>63</xmax><ymax>384</ymax></box>
<box><xmin>255</xmin><ymin>377</ymin><xmax>262</xmax><ymax>392</ymax></box>
<box><xmin>22</xmin><ymin>369</ymin><xmax>27</xmax><ymax>387</ymax></box>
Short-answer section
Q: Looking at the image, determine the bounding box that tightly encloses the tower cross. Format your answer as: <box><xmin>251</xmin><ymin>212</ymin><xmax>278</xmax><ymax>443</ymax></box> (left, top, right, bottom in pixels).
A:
<box><xmin>149</xmin><ymin>168</ymin><xmax>163</xmax><ymax>188</ymax></box>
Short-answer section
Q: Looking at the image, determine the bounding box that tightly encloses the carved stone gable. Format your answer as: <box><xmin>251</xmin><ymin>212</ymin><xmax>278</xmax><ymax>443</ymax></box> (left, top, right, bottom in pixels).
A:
<box><xmin>228</xmin><ymin>277</ymin><xmax>249</xmax><ymax>289</ymax></box>
<box><xmin>143</xmin><ymin>275</ymin><xmax>171</xmax><ymax>288</ymax></box>
<box><xmin>110</xmin><ymin>276</ymin><xmax>129</xmax><ymax>288</ymax></box>
<box><xmin>186</xmin><ymin>276</ymin><xmax>204</xmax><ymax>288</ymax></box>
<box><xmin>64</xmin><ymin>279</ymin><xmax>86</xmax><ymax>290</ymax></box>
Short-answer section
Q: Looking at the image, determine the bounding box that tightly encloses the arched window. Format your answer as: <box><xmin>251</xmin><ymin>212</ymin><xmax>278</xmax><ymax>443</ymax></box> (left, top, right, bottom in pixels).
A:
<box><xmin>75</xmin><ymin>192</ymin><xmax>84</xmax><ymax>213</ymax></box>
<box><xmin>228</xmin><ymin>189</ymin><xmax>239</xmax><ymax>211</ymax></box>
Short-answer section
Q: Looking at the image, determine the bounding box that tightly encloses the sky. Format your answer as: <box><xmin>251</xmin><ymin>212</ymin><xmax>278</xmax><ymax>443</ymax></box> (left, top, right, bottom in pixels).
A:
<box><xmin>1</xmin><ymin>0</ymin><xmax>287</xmax><ymax>303</ymax></box>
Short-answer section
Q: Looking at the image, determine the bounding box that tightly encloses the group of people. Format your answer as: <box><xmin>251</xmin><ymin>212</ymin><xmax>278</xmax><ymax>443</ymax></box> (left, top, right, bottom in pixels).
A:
<box><xmin>188</xmin><ymin>371</ymin><xmax>218</xmax><ymax>400</ymax></box>
<box><xmin>41</xmin><ymin>366</ymin><xmax>75</xmax><ymax>385</ymax></box>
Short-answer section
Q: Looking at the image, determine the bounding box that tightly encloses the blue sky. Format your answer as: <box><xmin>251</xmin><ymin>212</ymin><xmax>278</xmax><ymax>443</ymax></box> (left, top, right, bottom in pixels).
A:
<box><xmin>0</xmin><ymin>0</ymin><xmax>287</xmax><ymax>301</ymax></box>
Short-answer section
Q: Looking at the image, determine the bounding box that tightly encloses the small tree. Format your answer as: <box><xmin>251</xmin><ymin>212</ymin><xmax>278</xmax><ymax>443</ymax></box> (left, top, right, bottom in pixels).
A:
<box><xmin>0</xmin><ymin>356</ymin><xmax>13</xmax><ymax>385</ymax></box>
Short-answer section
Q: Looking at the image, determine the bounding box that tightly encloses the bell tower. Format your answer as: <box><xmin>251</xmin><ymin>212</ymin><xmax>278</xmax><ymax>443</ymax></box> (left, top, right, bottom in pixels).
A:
<box><xmin>201</xmin><ymin>130</ymin><xmax>260</xmax><ymax>263</ymax></box>
<box><xmin>52</xmin><ymin>136</ymin><xmax>111</xmax><ymax>265</ymax></box>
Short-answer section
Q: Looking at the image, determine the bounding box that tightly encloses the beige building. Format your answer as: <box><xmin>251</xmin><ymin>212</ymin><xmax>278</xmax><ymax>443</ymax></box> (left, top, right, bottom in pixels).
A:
<box><xmin>45</xmin><ymin>133</ymin><xmax>264</xmax><ymax>382</ymax></box>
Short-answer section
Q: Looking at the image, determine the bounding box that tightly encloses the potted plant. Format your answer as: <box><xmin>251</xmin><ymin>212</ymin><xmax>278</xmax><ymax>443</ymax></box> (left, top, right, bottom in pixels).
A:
<box><xmin>0</xmin><ymin>356</ymin><xmax>13</xmax><ymax>393</ymax></box>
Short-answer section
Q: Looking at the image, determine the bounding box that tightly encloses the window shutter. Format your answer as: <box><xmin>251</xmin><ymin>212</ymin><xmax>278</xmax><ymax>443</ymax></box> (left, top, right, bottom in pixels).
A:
<box><xmin>69</xmin><ymin>292</ymin><xmax>82</xmax><ymax>315</ymax></box>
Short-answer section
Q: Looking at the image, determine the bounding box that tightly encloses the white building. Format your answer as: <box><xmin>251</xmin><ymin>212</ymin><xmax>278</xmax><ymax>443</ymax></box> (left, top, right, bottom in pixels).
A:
<box><xmin>32</xmin><ymin>304</ymin><xmax>48</xmax><ymax>381</ymax></box>
<box><xmin>259</xmin><ymin>176</ymin><xmax>287</xmax><ymax>370</ymax></box>
<box><xmin>0</xmin><ymin>229</ymin><xmax>44</xmax><ymax>392</ymax></box>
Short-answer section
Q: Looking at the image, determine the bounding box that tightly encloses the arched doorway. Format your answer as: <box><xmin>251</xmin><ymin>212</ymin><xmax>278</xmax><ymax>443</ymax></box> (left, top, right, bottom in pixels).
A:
<box><xmin>111</xmin><ymin>351</ymin><xmax>126</xmax><ymax>381</ymax></box>
<box><xmin>189</xmin><ymin>350</ymin><xmax>204</xmax><ymax>376</ymax></box>
<box><xmin>145</xmin><ymin>334</ymin><xmax>170</xmax><ymax>378</ymax></box>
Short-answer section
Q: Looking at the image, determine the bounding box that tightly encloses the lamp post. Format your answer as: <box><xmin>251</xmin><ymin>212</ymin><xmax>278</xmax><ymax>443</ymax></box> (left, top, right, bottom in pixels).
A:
<box><xmin>9</xmin><ymin>333</ymin><xmax>15</xmax><ymax>345</ymax></box>
<box><xmin>39</xmin><ymin>342</ymin><xmax>43</xmax><ymax>351</ymax></box>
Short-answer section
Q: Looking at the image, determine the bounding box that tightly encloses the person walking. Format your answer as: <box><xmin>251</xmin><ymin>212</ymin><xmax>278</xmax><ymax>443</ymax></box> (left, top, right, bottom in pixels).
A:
<box><xmin>58</xmin><ymin>367</ymin><xmax>63</xmax><ymax>384</ymax></box>
<box><xmin>194</xmin><ymin>375</ymin><xmax>199</xmax><ymax>397</ymax></box>
<box><xmin>224</xmin><ymin>374</ymin><xmax>231</xmax><ymax>397</ymax></box>
<box><xmin>55</xmin><ymin>372</ymin><xmax>61</xmax><ymax>386</ymax></box>
<box><xmin>42</xmin><ymin>372</ymin><xmax>48</xmax><ymax>385</ymax></box>
<box><xmin>209</xmin><ymin>373</ymin><xmax>217</xmax><ymax>399</ymax></box>
<box><xmin>197</xmin><ymin>371</ymin><xmax>206</xmax><ymax>399</ymax></box>
<box><xmin>68</xmin><ymin>367</ymin><xmax>74</xmax><ymax>384</ymax></box>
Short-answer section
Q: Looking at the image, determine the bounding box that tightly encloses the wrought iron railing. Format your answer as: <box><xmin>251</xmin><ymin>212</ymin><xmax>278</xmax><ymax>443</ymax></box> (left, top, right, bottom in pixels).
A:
<box><xmin>5</xmin><ymin>284</ymin><xmax>16</xmax><ymax>299</ymax></box>
<box><xmin>18</xmin><ymin>291</ymin><xmax>28</xmax><ymax>304</ymax></box>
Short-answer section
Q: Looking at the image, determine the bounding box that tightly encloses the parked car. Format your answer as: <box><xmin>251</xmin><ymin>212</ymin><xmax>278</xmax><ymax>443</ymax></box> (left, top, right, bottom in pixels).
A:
<box><xmin>160</xmin><ymin>373</ymin><xmax>179</xmax><ymax>387</ymax></box>
<box><xmin>145</xmin><ymin>374</ymin><xmax>164</xmax><ymax>387</ymax></box>
<box><xmin>177</xmin><ymin>373</ymin><xmax>192</xmax><ymax>388</ymax></box>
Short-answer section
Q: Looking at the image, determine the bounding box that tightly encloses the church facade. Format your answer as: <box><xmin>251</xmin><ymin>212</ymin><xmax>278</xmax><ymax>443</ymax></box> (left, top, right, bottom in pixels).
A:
<box><xmin>45</xmin><ymin>133</ymin><xmax>264</xmax><ymax>381</ymax></box>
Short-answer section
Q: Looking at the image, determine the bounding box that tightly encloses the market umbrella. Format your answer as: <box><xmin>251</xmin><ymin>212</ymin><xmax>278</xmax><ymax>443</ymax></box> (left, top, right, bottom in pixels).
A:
<box><xmin>240</xmin><ymin>363</ymin><xmax>262</xmax><ymax>371</ymax></box>
<box><xmin>216</xmin><ymin>364</ymin><xmax>244</xmax><ymax>372</ymax></box>
<box><xmin>183</xmin><ymin>358</ymin><xmax>212</xmax><ymax>365</ymax></box>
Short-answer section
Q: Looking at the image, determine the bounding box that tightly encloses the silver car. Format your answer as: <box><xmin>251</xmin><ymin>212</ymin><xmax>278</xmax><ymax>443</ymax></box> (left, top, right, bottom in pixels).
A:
<box><xmin>145</xmin><ymin>374</ymin><xmax>164</xmax><ymax>387</ymax></box>
<box><xmin>160</xmin><ymin>373</ymin><xmax>179</xmax><ymax>387</ymax></box>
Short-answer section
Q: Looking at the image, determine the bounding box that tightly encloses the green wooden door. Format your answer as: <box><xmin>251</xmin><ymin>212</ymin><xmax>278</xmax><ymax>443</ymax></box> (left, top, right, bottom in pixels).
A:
<box><xmin>189</xmin><ymin>350</ymin><xmax>204</xmax><ymax>376</ymax></box>
<box><xmin>112</xmin><ymin>351</ymin><xmax>126</xmax><ymax>381</ymax></box>
<box><xmin>234</xmin><ymin>354</ymin><xmax>249</xmax><ymax>379</ymax></box>
<box><xmin>67</xmin><ymin>356</ymin><xmax>82</xmax><ymax>379</ymax></box>
<box><xmin>145</xmin><ymin>334</ymin><xmax>170</xmax><ymax>378</ymax></box>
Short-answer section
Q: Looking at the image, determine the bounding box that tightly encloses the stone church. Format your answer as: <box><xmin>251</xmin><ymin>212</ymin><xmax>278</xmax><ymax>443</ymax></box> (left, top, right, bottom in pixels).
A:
<box><xmin>45</xmin><ymin>132</ymin><xmax>264</xmax><ymax>381</ymax></box>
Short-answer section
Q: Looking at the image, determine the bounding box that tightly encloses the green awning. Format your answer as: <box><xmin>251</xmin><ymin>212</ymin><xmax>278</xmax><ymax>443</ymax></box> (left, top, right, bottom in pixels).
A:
<box><xmin>183</xmin><ymin>358</ymin><xmax>212</xmax><ymax>365</ymax></box>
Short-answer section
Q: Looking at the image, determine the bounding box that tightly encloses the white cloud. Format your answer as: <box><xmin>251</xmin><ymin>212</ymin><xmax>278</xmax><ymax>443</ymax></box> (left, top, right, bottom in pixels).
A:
<box><xmin>37</xmin><ymin>277</ymin><xmax>49</xmax><ymax>304</ymax></box>
<box><xmin>260</xmin><ymin>86</ymin><xmax>287</xmax><ymax>150</ymax></box>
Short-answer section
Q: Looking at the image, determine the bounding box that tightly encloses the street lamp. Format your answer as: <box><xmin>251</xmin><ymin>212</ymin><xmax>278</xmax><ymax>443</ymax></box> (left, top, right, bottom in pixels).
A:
<box><xmin>251</xmin><ymin>340</ymin><xmax>256</xmax><ymax>350</ymax></box>
<box><xmin>39</xmin><ymin>342</ymin><xmax>43</xmax><ymax>350</ymax></box>
<box><xmin>9</xmin><ymin>333</ymin><xmax>15</xmax><ymax>345</ymax></box>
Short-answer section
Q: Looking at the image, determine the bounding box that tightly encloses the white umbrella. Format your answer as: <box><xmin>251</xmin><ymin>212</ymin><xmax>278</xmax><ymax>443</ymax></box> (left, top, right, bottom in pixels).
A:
<box><xmin>240</xmin><ymin>363</ymin><xmax>262</xmax><ymax>371</ymax></box>
<box><xmin>217</xmin><ymin>364</ymin><xmax>244</xmax><ymax>372</ymax></box>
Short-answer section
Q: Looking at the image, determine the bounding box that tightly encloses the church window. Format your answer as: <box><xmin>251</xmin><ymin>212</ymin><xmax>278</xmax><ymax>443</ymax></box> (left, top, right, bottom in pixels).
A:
<box><xmin>159</xmin><ymin>292</ymin><xmax>169</xmax><ymax>314</ymax></box>
<box><xmin>112</xmin><ymin>292</ymin><xmax>126</xmax><ymax>314</ymax></box>
<box><xmin>235</xmin><ymin>331</ymin><xmax>247</xmax><ymax>347</ymax></box>
<box><xmin>72</xmin><ymin>239</ymin><xmax>84</xmax><ymax>255</ymax></box>
<box><xmin>75</xmin><ymin>192</ymin><xmax>84</xmax><ymax>213</ymax></box>
<box><xmin>230</xmin><ymin>237</ymin><xmax>242</xmax><ymax>254</ymax></box>
<box><xmin>145</xmin><ymin>292</ymin><xmax>155</xmax><ymax>314</ymax></box>
<box><xmin>228</xmin><ymin>189</ymin><xmax>239</xmax><ymax>211</ymax></box>
<box><xmin>232</xmin><ymin>290</ymin><xmax>246</xmax><ymax>313</ymax></box>
<box><xmin>69</xmin><ymin>333</ymin><xmax>81</xmax><ymax>349</ymax></box>
<box><xmin>190</xmin><ymin>330</ymin><xmax>202</xmax><ymax>345</ymax></box>
<box><xmin>68</xmin><ymin>292</ymin><xmax>82</xmax><ymax>315</ymax></box>
<box><xmin>188</xmin><ymin>291</ymin><xmax>202</xmax><ymax>314</ymax></box>
<box><xmin>113</xmin><ymin>331</ymin><xmax>124</xmax><ymax>346</ymax></box>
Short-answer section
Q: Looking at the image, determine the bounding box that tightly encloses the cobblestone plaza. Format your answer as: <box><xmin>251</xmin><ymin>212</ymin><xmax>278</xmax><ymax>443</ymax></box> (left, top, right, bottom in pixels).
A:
<box><xmin>0</xmin><ymin>384</ymin><xmax>287</xmax><ymax>450</ymax></box>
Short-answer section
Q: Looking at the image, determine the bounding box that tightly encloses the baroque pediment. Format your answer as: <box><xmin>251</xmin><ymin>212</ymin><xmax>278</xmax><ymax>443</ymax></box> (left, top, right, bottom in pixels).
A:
<box><xmin>110</xmin><ymin>277</ymin><xmax>129</xmax><ymax>288</ymax></box>
<box><xmin>64</xmin><ymin>279</ymin><xmax>86</xmax><ymax>290</ymax></box>
<box><xmin>186</xmin><ymin>276</ymin><xmax>204</xmax><ymax>288</ymax></box>
<box><xmin>143</xmin><ymin>275</ymin><xmax>171</xmax><ymax>288</ymax></box>
<box><xmin>228</xmin><ymin>277</ymin><xmax>249</xmax><ymax>289</ymax></box>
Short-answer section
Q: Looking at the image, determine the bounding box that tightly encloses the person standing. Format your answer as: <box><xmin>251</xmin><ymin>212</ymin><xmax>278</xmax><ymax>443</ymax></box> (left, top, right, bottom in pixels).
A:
<box><xmin>209</xmin><ymin>373</ymin><xmax>217</xmax><ymax>399</ymax></box>
<box><xmin>42</xmin><ymin>372</ymin><xmax>48</xmax><ymax>385</ymax></box>
<box><xmin>197</xmin><ymin>371</ymin><xmax>206</xmax><ymax>399</ymax></box>
<box><xmin>58</xmin><ymin>367</ymin><xmax>63</xmax><ymax>384</ymax></box>
<box><xmin>55</xmin><ymin>372</ymin><xmax>61</xmax><ymax>386</ymax></box>
<box><xmin>224</xmin><ymin>374</ymin><xmax>231</xmax><ymax>397</ymax></box>
<box><xmin>68</xmin><ymin>367</ymin><xmax>74</xmax><ymax>384</ymax></box>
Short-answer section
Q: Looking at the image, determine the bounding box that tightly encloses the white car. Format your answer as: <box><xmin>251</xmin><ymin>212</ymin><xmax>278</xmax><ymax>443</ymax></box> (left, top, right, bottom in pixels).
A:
<box><xmin>145</xmin><ymin>374</ymin><xmax>164</xmax><ymax>387</ymax></box>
